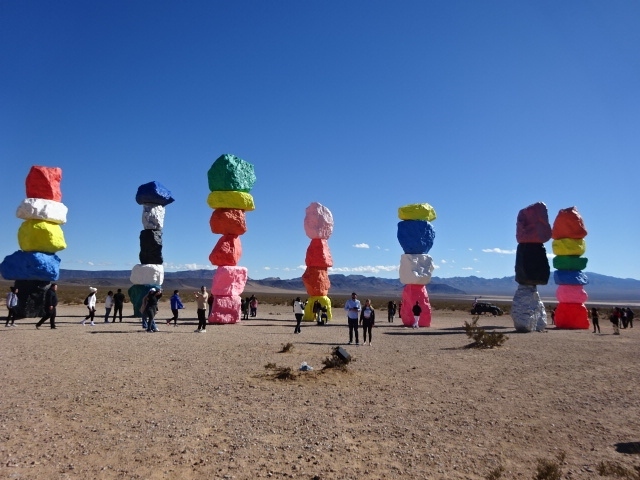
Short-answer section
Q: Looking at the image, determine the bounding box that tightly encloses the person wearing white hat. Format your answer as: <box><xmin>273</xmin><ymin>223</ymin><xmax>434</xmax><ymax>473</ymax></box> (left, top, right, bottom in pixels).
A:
<box><xmin>81</xmin><ymin>287</ymin><xmax>97</xmax><ymax>326</ymax></box>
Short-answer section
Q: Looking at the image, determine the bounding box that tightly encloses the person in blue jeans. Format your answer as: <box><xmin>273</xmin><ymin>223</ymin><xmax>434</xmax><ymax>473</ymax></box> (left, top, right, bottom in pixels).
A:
<box><xmin>167</xmin><ymin>290</ymin><xmax>184</xmax><ymax>326</ymax></box>
<box><xmin>344</xmin><ymin>292</ymin><xmax>361</xmax><ymax>345</ymax></box>
<box><xmin>144</xmin><ymin>288</ymin><xmax>162</xmax><ymax>332</ymax></box>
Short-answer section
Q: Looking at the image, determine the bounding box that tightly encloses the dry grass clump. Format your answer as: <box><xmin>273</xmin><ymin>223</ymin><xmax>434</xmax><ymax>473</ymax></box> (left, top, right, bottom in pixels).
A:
<box><xmin>597</xmin><ymin>461</ymin><xmax>640</xmax><ymax>479</ymax></box>
<box><xmin>464</xmin><ymin>316</ymin><xmax>508</xmax><ymax>349</ymax></box>
<box><xmin>264</xmin><ymin>363</ymin><xmax>296</xmax><ymax>381</ymax></box>
<box><xmin>485</xmin><ymin>465</ymin><xmax>504</xmax><ymax>479</ymax></box>
<box><xmin>534</xmin><ymin>451</ymin><xmax>565</xmax><ymax>480</ymax></box>
<box><xmin>279</xmin><ymin>342</ymin><xmax>294</xmax><ymax>353</ymax></box>
<box><xmin>321</xmin><ymin>346</ymin><xmax>351</xmax><ymax>371</ymax></box>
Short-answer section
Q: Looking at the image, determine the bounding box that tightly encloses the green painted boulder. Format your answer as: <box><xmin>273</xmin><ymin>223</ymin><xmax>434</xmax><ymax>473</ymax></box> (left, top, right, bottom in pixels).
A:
<box><xmin>207</xmin><ymin>154</ymin><xmax>256</xmax><ymax>192</ymax></box>
<box><xmin>553</xmin><ymin>255</ymin><xmax>588</xmax><ymax>271</ymax></box>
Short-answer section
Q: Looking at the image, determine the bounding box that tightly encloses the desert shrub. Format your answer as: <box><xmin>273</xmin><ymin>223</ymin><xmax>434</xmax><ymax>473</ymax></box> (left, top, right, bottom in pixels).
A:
<box><xmin>264</xmin><ymin>363</ymin><xmax>296</xmax><ymax>380</ymax></box>
<box><xmin>464</xmin><ymin>316</ymin><xmax>508</xmax><ymax>349</ymax></box>
<box><xmin>597</xmin><ymin>460</ymin><xmax>640</xmax><ymax>479</ymax></box>
<box><xmin>534</xmin><ymin>451</ymin><xmax>565</xmax><ymax>480</ymax></box>
<box><xmin>279</xmin><ymin>343</ymin><xmax>294</xmax><ymax>353</ymax></box>
<box><xmin>321</xmin><ymin>346</ymin><xmax>351</xmax><ymax>371</ymax></box>
<box><xmin>486</xmin><ymin>465</ymin><xmax>504</xmax><ymax>480</ymax></box>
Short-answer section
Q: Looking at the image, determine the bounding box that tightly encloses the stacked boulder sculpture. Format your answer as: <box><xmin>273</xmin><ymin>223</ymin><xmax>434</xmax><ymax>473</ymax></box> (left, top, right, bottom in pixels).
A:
<box><xmin>552</xmin><ymin>207</ymin><xmax>589</xmax><ymax>329</ymax></box>
<box><xmin>511</xmin><ymin>202</ymin><xmax>551</xmax><ymax>332</ymax></box>
<box><xmin>397</xmin><ymin>203</ymin><xmax>436</xmax><ymax>327</ymax></box>
<box><xmin>0</xmin><ymin>166</ymin><xmax>67</xmax><ymax>317</ymax></box>
<box><xmin>207</xmin><ymin>154</ymin><xmax>255</xmax><ymax>324</ymax></box>
<box><xmin>128</xmin><ymin>181</ymin><xmax>174</xmax><ymax>316</ymax></box>
<box><xmin>302</xmin><ymin>202</ymin><xmax>334</xmax><ymax>321</ymax></box>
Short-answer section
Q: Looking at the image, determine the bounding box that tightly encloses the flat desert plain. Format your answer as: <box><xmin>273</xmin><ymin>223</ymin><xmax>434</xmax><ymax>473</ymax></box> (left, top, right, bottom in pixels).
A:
<box><xmin>1</xmin><ymin>302</ymin><xmax>639</xmax><ymax>480</ymax></box>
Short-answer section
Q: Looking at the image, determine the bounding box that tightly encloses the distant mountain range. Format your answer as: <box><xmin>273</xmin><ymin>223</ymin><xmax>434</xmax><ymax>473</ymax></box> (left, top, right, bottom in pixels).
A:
<box><xmin>51</xmin><ymin>269</ymin><xmax>640</xmax><ymax>302</ymax></box>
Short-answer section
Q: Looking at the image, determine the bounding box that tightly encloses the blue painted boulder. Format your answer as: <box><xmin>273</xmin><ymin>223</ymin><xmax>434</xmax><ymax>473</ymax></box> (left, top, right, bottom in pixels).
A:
<box><xmin>397</xmin><ymin>220</ymin><xmax>435</xmax><ymax>254</ymax></box>
<box><xmin>554</xmin><ymin>270</ymin><xmax>589</xmax><ymax>286</ymax></box>
<box><xmin>0</xmin><ymin>250</ymin><xmax>60</xmax><ymax>281</ymax></box>
<box><xmin>135</xmin><ymin>181</ymin><xmax>175</xmax><ymax>206</ymax></box>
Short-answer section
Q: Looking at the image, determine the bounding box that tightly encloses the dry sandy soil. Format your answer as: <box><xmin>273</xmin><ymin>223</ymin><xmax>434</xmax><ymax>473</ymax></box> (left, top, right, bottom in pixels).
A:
<box><xmin>1</xmin><ymin>302</ymin><xmax>639</xmax><ymax>480</ymax></box>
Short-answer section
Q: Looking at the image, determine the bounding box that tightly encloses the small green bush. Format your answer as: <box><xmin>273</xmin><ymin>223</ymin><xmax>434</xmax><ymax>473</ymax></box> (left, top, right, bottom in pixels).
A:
<box><xmin>534</xmin><ymin>451</ymin><xmax>565</xmax><ymax>480</ymax></box>
<box><xmin>279</xmin><ymin>343</ymin><xmax>294</xmax><ymax>353</ymax></box>
<box><xmin>464</xmin><ymin>316</ymin><xmax>508</xmax><ymax>349</ymax></box>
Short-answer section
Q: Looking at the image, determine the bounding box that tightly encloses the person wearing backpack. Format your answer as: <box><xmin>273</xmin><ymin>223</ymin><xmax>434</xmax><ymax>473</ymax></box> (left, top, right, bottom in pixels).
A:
<box><xmin>81</xmin><ymin>287</ymin><xmax>97</xmax><ymax>326</ymax></box>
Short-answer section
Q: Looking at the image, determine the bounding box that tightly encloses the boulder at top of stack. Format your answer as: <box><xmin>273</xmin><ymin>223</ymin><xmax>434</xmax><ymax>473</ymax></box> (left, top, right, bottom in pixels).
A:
<box><xmin>398</xmin><ymin>203</ymin><xmax>437</xmax><ymax>222</ymax></box>
<box><xmin>304</xmin><ymin>202</ymin><xmax>334</xmax><ymax>239</ymax></box>
<box><xmin>516</xmin><ymin>202</ymin><xmax>552</xmax><ymax>243</ymax></box>
<box><xmin>26</xmin><ymin>166</ymin><xmax>62</xmax><ymax>202</ymax></box>
<box><xmin>397</xmin><ymin>220</ymin><xmax>435</xmax><ymax>254</ymax></box>
<box><xmin>207</xmin><ymin>154</ymin><xmax>256</xmax><ymax>192</ymax></box>
<box><xmin>17</xmin><ymin>198</ymin><xmax>68</xmax><ymax>224</ymax></box>
<box><xmin>552</xmin><ymin>206</ymin><xmax>587</xmax><ymax>239</ymax></box>
<box><xmin>135</xmin><ymin>181</ymin><xmax>175</xmax><ymax>206</ymax></box>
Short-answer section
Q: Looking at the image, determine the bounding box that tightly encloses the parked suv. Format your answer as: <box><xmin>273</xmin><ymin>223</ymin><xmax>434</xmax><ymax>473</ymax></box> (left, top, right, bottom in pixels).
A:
<box><xmin>470</xmin><ymin>302</ymin><xmax>503</xmax><ymax>316</ymax></box>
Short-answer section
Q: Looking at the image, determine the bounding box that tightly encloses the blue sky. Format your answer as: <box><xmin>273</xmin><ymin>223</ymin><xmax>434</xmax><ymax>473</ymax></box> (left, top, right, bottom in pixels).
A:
<box><xmin>1</xmin><ymin>1</ymin><xmax>639</xmax><ymax>281</ymax></box>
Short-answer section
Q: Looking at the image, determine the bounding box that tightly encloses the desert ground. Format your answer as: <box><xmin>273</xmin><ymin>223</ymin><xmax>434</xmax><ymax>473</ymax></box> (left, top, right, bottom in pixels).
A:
<box><xmin>1</xmin><ymin>301</ymin><xmax>639</xmax><ymax>480</ymax></box>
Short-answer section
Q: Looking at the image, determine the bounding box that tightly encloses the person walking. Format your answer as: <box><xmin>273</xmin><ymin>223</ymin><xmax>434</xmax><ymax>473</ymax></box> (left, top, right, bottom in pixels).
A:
<box><xmin>626</xmin><ymin>307</ymin><xmax>634</xmax><ymax>328</ymax></box>
<box><xmin>144</xmin><ymin>288</ymin><xmax>162</xmax><ymax>332</ymax></box>
<box><xmin>241</xmin><ymin>297</ymin><xmax>249</xmax><ymax>320</ymax></box>
<box><xmin>194</xmin><ymin>286</ymin><xmax>208</xmax><ymax>333</ymax></box>
<box><xmin>591</xmin><ymin>307</ymin><xmax>600</xmax><ymax>333</ymax></box>
<box><xmin>82</xmin><ymin>287</ymin><xmax>97</xmax><ymax>326</ymax></box>
<box><xmin>207</xmin><ymin>293</ymin><xmax>214</xmax><ymax>318</ymax></box>
<box><xmin>249</xmin><ymin>295</ymin><xmax>258</xmax><ymax>317</ymax></box>
<box><xmin>167</xmin><ymin>290</ymin><xmax>184</xmax><ymax>326</ymax></box>
<box><xmin>36</xmin><ymin>283</ymin><xmax>58</xmax><ymax>329</ymax></box>
<box><xmin>360</xmin><ymin>299</ymin><xmax>375</xmax><ymax>346</ymax></box>
<box><xmin>610</xmin><ymin>308</ymin><xmax>620</xmax><ymax>335</ymax></box>
<box><xmin>5</xmin><ymin>286</ymin><xmax>18</xmax><ymax>327</ymax></box>
<box><xmin>387</xmin><ymin>300</ymin><xmax>396</xmax><ymax>323</ymax></box>
<box><xmin>412</xmin><ymin>301</ymin><xmax>422</xmax><ymax>329</ymax></box>
<box><xmin>112</xmin><ymin>288</ymin><xmax>126</xmax><ymax>322</ymax></box>
<box><xmin>293</xmin><ymin>297</ymin><xmax>304</xmax><ymax>334</ymax></box>
<box><xmin>344</xmin><ymin>292</ymin><xmax>361</xmax><ymax>345</ymax></box>
<box><xmin>104</xmin><ymin>291</ymin><xmax>114</xmax><ymax>323</ymax></box>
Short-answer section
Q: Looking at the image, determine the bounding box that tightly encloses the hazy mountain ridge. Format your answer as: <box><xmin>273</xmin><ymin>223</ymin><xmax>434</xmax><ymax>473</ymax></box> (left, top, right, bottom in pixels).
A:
<box><xmin>52</xmin><ymin>269</ymin><xmax>640</xmax><ymax>301</ymax></box>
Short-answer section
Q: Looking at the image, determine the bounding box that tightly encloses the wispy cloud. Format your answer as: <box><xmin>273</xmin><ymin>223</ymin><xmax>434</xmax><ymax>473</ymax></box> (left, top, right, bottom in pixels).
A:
<box><xmin>165</xmin><ymin>263</ymin><xmax>214</xmax><ymax>271</ymax></box>
<box><xmin>462</xmin><ymin>267</ymin><xmax>474</xmax><ymax>270</ymax></box>
<box><xmin>441</xmin><ymin>259</ymin><xmax>447</xmax><ymax>264</ymax></box>
<box><xmin>353</xmin><ymin>243</ymin><xmax>370</xmax><ymax>249</ymax></box>
<box><xmin>263</xmin><ymin>267</ymin><xmax>271</xmax><ymax>270</ymax></box>
<box><xmin>329</xmin><ymin>265</ymin><xmax>398</xmax><ymax>274</ymax></box>
<box><xmin>482</xmin><ymin>248</ymin><xmax>516</xmax><ymax>255</ymax></box>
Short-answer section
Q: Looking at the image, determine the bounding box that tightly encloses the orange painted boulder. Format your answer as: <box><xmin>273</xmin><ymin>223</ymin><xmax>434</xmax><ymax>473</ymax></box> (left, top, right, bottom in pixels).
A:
<box><xmin>302</xmin><ymin>267</ymin><xmax>330</xmax><ymax>296</ymax></box>
<box><xmin>209</xmin><ymin>235</ymin><xmax>242</xmax><ymax>266</ymax></box>
<box><xmin>209</xmin><ymin>208</ymin><xmax>247</xmax><ymax>235</ymax></box>
<box><xmin>551</xmin><ymin>207</ymin><xmax>587</xmax><ymax>240</ymax></box>
<box><xmin>305</xmin><ymin>238</ymin><xmax>333</xmax><ymax>268</ymax></box>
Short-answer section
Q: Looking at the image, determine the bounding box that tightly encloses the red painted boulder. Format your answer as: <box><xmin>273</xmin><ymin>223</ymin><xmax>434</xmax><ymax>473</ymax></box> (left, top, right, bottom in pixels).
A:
<box><xmin>210</xmin><ymin>266</ymin><xmax>247</xmax><ymax>296</ymax></box>
<box><xmin>25</xmin><ymin>166</ymin><xmax>62</xmax><ymax>202</ymax></box>
<box><xmin>554</xmin><ymin>302</ymin><xmax>589</xmax><ymax>329</ymax></box>
<box><xmin>209</xmin><ymin>295</ymin><xmax>242</xmax><ymax>324</ymax></box>
<box><xmin>305</xmin><ymin>239</ymin><xmax>333</xmax><ymax>268</ymax></box>
<box><xmin>209</xmin><ymin>208</ymin><xmax>247</xmax><ymax>235</ymax></box>
<box><xmin>302</xmin><ymin>267</ymin><xmax>330</xmax><ymax>296</ymax></box>
<box><xmin>516</xmin><ymin>202</ymin><xmax>552</xmax><ymax>243</ymax></box>
<box><xmin>209</xmin><ymin>235</ymin><xmax>242</xmax><ymax>266</ymax></box>
<box><xmin>400</xmin><ymin>284</ymin><xmax>432</xmax><ymax>327</ymax></box>
<box><xmin>551</xmin><ymin>207</ymin><xmax>587</xmax><ymax>240</ymax></box>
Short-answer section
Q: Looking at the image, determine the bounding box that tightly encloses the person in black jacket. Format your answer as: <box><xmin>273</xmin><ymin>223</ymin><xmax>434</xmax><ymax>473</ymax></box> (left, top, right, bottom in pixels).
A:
<box><xmin>36</xmin><ymin>283</ymin><xmax>58</xmax><ymax>329</ymax></box>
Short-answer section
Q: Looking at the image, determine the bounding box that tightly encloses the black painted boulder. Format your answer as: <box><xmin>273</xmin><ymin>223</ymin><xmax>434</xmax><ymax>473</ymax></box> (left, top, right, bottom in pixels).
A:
<box><xmin>139</xmin><ymin>229</ymin><xmax>163</xmax><ymax>265</ymax></box>
<box><xmin>515</xmin><ymin>243</ymin><xmax>550</xmax><ymax>285</ymax></box>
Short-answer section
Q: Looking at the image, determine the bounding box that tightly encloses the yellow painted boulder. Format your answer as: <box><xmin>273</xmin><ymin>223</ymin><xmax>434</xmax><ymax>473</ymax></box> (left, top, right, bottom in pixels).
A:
<box><xmin>207</xmin><ymin>191</ymin><xmax>255</xmax><ymax>211</ymax></box>
<box><xmin>303</xmin><ymin>295</ymin><xmax>332</xmax><ymax>322</ymax></box>
<box><xmin>552</xmin><ymin>238</ymin><xmax>586</xmax><ymax>256</ymax></box>
<box><xmin>398</xmin><ymin>203</ymin><xmax>436</xmax><ymax>222</ymax></box>
<box><xmin>18</xmin><ymin>220</ymin><xmax>67</xmax><ymax>253</ymax></box>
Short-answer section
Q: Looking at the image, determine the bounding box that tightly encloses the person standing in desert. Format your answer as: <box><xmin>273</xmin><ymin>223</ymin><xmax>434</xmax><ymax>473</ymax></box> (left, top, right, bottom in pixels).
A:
<box><xmin>194</xmin><ymin>286</ymin><xmax>209</xmax><ymax>333</ymax></box>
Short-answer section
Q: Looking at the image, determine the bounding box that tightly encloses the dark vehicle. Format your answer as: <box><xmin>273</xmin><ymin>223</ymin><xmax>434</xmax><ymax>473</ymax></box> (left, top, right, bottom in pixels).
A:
<box><xmin>471</xmin><ymin>302</ymin><xmax>503</xmax><ymax>316</ymax></box>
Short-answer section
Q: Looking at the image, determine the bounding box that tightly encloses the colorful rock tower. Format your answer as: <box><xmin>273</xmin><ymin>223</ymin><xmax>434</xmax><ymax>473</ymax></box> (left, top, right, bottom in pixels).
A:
<box><xmin>302</xmin><ymin>202</ymin><xmax>334</xmax><ymax>322</ymax></box>
<box><xmin>207</xmin><ymin>154</ymin><xmax>256</xmax><ymax>324</ymax></box>
<box><xmin>128</xmin><ymin>181</ymin><xmax>175</xmax><ymax>316</ymax></box>
<box><xmin>511</xmin><ymin>202</ymin><xmax>551</xmax><ymax>332</ymax></box>
<box><xmin>397</xmin><ymin>203</ymin><xmax>436</xmax><ymax>327</ymax></box>
<box><xmin>551</xmin><ymin>207</ymin><xmax>589</xmax><ymax>329</ymax></box>
<box><xmin>0</xmin><ymin>166</ymin><xmax>67</xmax><ymax>317</ymax></box>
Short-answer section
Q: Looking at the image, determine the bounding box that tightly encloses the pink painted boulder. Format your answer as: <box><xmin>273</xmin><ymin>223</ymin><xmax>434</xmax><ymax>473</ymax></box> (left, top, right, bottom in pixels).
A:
<box><xmin>209</xmin><ymin>208</ymin><xmax>247</xmax><ymax>235</ymax></box>
<box><xmin>209</xmin><ymin>235</ymin><xmax>242</xmax><ymax>266</ymax></box>
<box><xmin>25</xmin><ymin>166</ymin><xmax>62</xmax><ymax>202</ymax></box>
<box><xmin>400</xmin><ymin>284</ymin><xmax>432</xmax><ymax>327</ymax></box>
<box><xmin>305</xmin><ymin>238</ymin><xmax>333</xmax><ymax>268</ymax></box>
<box><xmin>551</xmin><ymin>207</ymin><xmax>587</xmax><ymax>240</ymax></box>
<box><xmin>554</xmin><ymin>302</ymin><xmax>589</xmax><ymax>329</ymax></box>
<box><xmin>210</xmin><ymin>266</ymin><xmax>248</xmax><ymax>296</ymax></box>
<box><xmin>302</xmin><ymin>267</ymin><xmax>330</xmax><ymax>296</ymax></box>
<box><xmin>556</xmin><ymin>285</ymin><xmax>588</xmax><ymax>304</ymax></box>
<box><xmin>516</xmin><ymin>202</ymin><xmax>552</xmax><ymax>243</ymax></box>
<box><xmin>304</xmin><ymin>202</ymin><xmax>334</xmax><ymax>239</ymax></box>
<box><xmin>209</xmin><ymin>295</ymin><xmax>242</xmax><ymax>324</ymax></box>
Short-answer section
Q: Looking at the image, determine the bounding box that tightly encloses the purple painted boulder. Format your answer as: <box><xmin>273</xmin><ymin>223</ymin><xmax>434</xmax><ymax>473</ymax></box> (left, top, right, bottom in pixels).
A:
<box><xmin>516</xmin><ymin>202</ymin><xmax>552</xmax><ymax>243</ymax></box>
